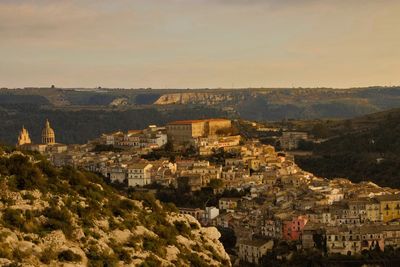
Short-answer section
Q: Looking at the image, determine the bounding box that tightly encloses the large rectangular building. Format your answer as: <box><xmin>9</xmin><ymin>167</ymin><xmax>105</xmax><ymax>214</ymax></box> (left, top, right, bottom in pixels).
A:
<box><xmin>279</xmin><ymin>131</ymin><xmax>308</xmax><ymax>150</ymax></box>
<box><xmin>166</xmin><ymin>119</ymin><xmax>231</xmax><ymax>146</ymax></box>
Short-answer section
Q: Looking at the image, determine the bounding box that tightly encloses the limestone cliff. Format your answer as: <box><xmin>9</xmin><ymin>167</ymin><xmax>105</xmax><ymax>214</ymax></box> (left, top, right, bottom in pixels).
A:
<box><xmin>0</xmin><ymin>151</ymin><xmax>230</xmax><ymax>266</ymax></box>
<box><xmin>154</xmin><ymin>92</ymin><xmax>245</xmax><ymax>105</ymax></box>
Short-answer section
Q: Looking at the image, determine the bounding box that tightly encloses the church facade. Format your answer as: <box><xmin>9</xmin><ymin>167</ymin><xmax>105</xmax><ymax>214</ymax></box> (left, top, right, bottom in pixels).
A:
<box><xmin>17</xmin><ymin>126</ymin><xmax>32</xmax><ymax>146</ymax></box>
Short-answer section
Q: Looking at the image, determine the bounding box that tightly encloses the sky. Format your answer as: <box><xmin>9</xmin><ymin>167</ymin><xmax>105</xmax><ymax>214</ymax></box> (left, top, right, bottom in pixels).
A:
<box><xmin>1</xmin><ymin>0</ymin><xmax>400</xmax><ymax>89</ymax></box>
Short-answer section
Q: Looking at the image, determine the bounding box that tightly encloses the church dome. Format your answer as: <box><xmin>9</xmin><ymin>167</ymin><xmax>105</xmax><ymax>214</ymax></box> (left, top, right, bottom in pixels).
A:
<box><xmin>42</xmin><ymin>119</ymin><xmax>56</xmax><ymax>144</ymax></box>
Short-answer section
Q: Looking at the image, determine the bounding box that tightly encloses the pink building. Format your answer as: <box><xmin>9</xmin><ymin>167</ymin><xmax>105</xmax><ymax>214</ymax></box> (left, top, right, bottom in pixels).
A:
<box><xmin>282</xmin><ymin>215</ymin><xmax>308</xmax><ymax>241</ymax></box>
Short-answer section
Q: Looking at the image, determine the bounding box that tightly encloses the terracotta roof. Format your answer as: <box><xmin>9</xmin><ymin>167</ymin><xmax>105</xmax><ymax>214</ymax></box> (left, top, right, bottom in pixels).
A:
<box><xmin>375</xmin><ymin>194</ymin><xmax>400</xmax><ymax>202</ymax></box>
<box><xmin>127</xmin><ymin>162</ymin><xmax>152</xmax><ymax>169</ymax></box>
<box><xmin>238</xmin><ymin>238</ymin><xmax>272</xmax><ymax>247</ymax></box>
<box><xmin>207</xmin><ymin>118</ymin><xmax>231</xmax><ymax>122</ymax></box>
<box><xmin>168</xmin><ymin>119</ymin><xmax>207</xmax><ymax>125</ymax></box>
<box><xmin>220</xmin><ymin>197</ymin><xmax>241</xmax><ymax>202</ymax></box>
<box><xmin>168</xmin><ymin>118</ymin><xmax>230</xmax><ymax>125</ymax></box>
<box><xmin>128</xmin><ymin>130</ymin><xmax>142</xmax><ymax>134</ymax></box>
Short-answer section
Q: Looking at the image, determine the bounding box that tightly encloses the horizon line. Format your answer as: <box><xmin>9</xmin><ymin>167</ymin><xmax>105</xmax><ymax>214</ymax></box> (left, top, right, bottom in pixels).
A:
<box><xmin>1</xmin><ymin>85</ymin><xmax>400</xmax><ymax>91</ymax></box>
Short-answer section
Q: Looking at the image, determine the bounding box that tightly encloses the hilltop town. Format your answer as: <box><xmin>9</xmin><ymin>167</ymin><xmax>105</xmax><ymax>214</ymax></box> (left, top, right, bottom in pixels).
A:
<box><xmin>14</xmin><ymin>118</ymin><xmax>400</xmax><ymax>265</ymax></box>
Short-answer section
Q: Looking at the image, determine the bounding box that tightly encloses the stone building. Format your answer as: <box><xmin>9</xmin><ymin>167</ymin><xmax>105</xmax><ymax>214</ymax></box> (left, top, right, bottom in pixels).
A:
<box><xmin>376</xmin><ymin>194</ymin><xmax>400</xmax><ymax>222</ymax></box>
<box><xmin>279</xmin><ymin>131</ymin><xmax>308</xmax><ymax>150</ymax></box>
<box><xmin>127</xmin><ymin>162</ymin><xmax>153</xmax><ymax>187</ymax></box>
<box><xmin>166</xmin><ymin>119</ymin><xmax>231</xmax><ymax>146</ymax></box>
<box><xmin>326</xmin><ymin>225</ymin><xmax>384</xmax><ymax>256</ymax></box>
<box><xmin>219</xmin><ymin>197</ymin><xmax>240</xmax><ymax>211</ymax></box>
<box><xmin>238</xmin><ymin>239</ymin><xmax>274</xmax><ymax>265</ymax></box>
<box><xmin>282</xmin><ymin>214</ymin><xmax>308</xmax><ymax>241</ymax></box>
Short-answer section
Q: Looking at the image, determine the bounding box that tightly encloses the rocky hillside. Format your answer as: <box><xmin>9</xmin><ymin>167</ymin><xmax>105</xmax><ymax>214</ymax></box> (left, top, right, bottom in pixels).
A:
<box><xmin>0</xmin><ymin>149</ymin><xmax>230</xmax><ymax>266</ymax></box>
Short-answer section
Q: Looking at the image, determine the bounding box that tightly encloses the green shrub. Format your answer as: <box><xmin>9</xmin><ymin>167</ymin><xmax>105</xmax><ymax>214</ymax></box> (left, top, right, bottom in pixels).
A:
<box><xmin>129</xmin><ymin>192</ymin><xmax>162</xmax><ymax>213</ymax></box>
<box><xmin>174</xmin><ymin>221</ymin><xmax>191</xmax><ymax>237</ymax></box>
<box><xmin>143</xmin><ymin>212</ymin><xmax>167</xmax><ymax>229</ymax></box>
<box><xmin>122</xmin><ymin>216</ymin><xmax>138</xmax><ymax>229</ymax></box>
<box><xmin>40</xmin><ymin>247</ymin><xmax>58</xmax><ymax>264</ymax></box>
<box><xmin>13</xmin><ymin>247</ymin><xmax>31</xmax><ymax>262</ymax></box>
<box><xmin>189</xmin><ymin>222</ymin><xmax>199</xmax><ymax>230</ymax></box>
<box><xmin>2</xmin><ymin>208</ymin><xmax>25</xmax><ymax>230</ymax></box>
<box><xmin>163</xmin><ymin>202</ymin><xmax>179</xmax><ymax>213</ymax></box>
<box><xmin>86</xmin><ymin>245</ymin><xmax>119</xmax><ymax>267</ymax></box>
<box><xmin>43</xmin><ymin>205</ymin><xmax>74</xmax><ymax>238</ymax></box>
<box><xmin>125</xmin><ymin>235</ymin><xmax>141</xmax><ymax>249</ymax></box>
<box><xmin>0</xmin><ymin>243</ymin><xmax>12</xmax><ymax>259</ymax></box>
<box><xmin>184</xmin><ymin>252</ymin><xmax>209</xmax><ymax>267</ymax></box>
<box><xmin>143</xmin><ymin>236</ymin><xmax>166</xmax><ymax>256</ymax></box>
<box><xmin>22</xmin><ymin>193</ymin><xmax>35</xmax><ymax>202</ymax></box>
<box><xmin>107</xmin><ymin>201</ymin><xmax>127</xmax><ymax>217</ymax></box>
<box><xmin>191</xmin><ymin>244</ymin><xmax>202</xmax><ymax>252</ymax></box>
<box><xmin>206</xmin><ymin>245</ymin><xmax>224</xmax><ymax>262</ymax></box>
<box><xmin>154</xmin><ymin>224</ymin><xmax>177</xmax><ymax>246</ymax></box>
<box><xmin>139</xmin><ymin>255</ymin><xmax>162</xmax><ymax>267</ymax></box>
<box><xmin>37</xmin><ymin>160</ymin><xmax>58</xmax><ymax>178</ymax></box>
<box><xmin>110</xmin><ymin>243</ymin><xmax>132</xmax><ymax>263</ymax></box>
<box><xmin>0</xmin><ymin>231</ymin><xmax>10</xmax><ymax>242</ymax></box>
<box><xmin>6</xmin><ymin>155</ymin><xmax>46</xmax><ymax>191</ymax></box>
<box><xmin>58</xmin><ymin>249</ymin><xmax>82</xmax><ymax>262</ymax></box>
<box><xmin>120</xmin><ymin>199</ymin><xmax>137</xmax><ymax>211</ymax></box>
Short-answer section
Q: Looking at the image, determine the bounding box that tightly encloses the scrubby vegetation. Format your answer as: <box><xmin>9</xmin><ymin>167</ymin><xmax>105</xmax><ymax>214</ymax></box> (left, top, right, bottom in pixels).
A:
<box><xmin>58</xmin><ymin>249</ymin><xmax>82</xmax><ymax>262</ymax></box>
<box><xmin>297</xmin><ymin>110</ymin><xmax>400</xmax><ymax>188</ymax></box>
<box><xmin>0</xmin><ymin>148</ymin><xmax>230</xmax><ymax>266</ymax></box>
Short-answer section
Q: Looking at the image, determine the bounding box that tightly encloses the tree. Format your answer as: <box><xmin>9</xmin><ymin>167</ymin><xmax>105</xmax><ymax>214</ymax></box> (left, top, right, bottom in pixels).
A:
<box><xmin>208</xmin><ymin>179</ymin><xmax>223</xmax><ymax>189</ymax></box>
<box><xmin>164</xmin><ymin>141</ymin><xmax>173</xmax><ymax>152</ymax></box>
<box><xmin>298</xmin><ymin>140</ymin><xmax>315</xmax><ymax>151</ymax></box>
<box><xmin>311</xmin><ymin>123</ymin><xmax>330</xmax><ymax>138</ymax></box>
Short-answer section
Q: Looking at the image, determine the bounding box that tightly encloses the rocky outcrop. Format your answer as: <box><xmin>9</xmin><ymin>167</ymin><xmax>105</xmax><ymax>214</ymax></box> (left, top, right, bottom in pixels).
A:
<box><xmin>0</xmin><ymin>152</ymin><xmax>231</xmax><ymax>266</ymax></box>
<box><xmin>109</xmin><ymin>97</ymin><xmax>128</xmax><ymax>107</ymax></box>
<box><xmin>154</xmin><ymin>92</ymin><xmax>239</xmax><ymax>105</ymax></box>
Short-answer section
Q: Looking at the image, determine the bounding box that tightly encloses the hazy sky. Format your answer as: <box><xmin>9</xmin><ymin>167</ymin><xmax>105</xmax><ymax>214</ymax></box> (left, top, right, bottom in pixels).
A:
<box><xmin>1</xmin><ymin>0</ymin><xmax>399</xmax><ymax>88</ymax></box>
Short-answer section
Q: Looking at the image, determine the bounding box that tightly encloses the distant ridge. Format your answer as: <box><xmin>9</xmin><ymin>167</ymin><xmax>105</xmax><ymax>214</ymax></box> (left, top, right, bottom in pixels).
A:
<box><xmin>1</xmin><ymin>86</ymin><xmax>400</xmax><ymax>144</ymax></box>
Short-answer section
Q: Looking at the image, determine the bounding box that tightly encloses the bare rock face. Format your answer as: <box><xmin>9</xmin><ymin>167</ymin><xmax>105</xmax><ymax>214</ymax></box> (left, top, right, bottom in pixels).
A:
<box><xmin>109</xmin><ymin>97</ymin><xmax>128</xmax><ymax>107</ymax></box>
<box><xmin>41</xmin><ymin>230</ymin><xmax>67</xmax><ymax>250</ymax></box>
<box><xmin>201</xmin><ymin>226</ymin><xmax>221</xmax><ymax>240</ymax></box>
<box><xmin>154</xmin><ymin>92</ymin><xmax>235</xmax><ymax>105</ymax></box>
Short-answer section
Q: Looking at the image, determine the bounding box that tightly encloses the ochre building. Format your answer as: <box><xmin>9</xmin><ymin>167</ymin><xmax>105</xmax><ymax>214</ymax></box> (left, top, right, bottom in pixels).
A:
<box><xmin>166</xmin><ymin>119</ymin><xmax>231</xmax><ymax>145</ymax></box>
